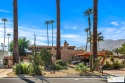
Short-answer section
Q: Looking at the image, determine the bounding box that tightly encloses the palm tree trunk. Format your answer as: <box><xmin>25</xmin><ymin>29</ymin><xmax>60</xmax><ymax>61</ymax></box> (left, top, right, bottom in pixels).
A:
<box><xmin>47</xmin><ymin>24</ymin><xmax>49</xmax><ymax>46</ymax></box>
<box><xmin>3</xmin><ymin>21</ymin><xmax>6</xmax><ymax>51</ymax></box>
<box><xmin>13</xmin><ymin>0</ymin><xmax>19</xmax><ymax>64</ymax></box>
<box><xmin>52</xmin><ymin>23</ymin><xmax>53</xmax><ymax>47</ymax></box>
<box><xmin>56</xmin><ymin>0</ymin><xmax>61</xmax><ymax>59</ymax></box>
<box><xmin>93</xmin><ymin>0</ymin><xmax>98</xmax><ymax>61</ymax></box>
<box><xmin>8</xmin><ymin>36</ymin><xmax>9</xmax><ymax>51</ymax></box>
<box><xmin>85</xmin><ymin>32</ymin><xmax>88</xmax><ymax>51</ymax></box>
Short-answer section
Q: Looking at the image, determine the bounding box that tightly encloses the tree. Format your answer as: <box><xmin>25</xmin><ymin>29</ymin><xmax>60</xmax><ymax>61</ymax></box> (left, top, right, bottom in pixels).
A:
<box><xmin>13</xmin><ymin>0</ymin><xmax>19</xmax><ymax>64</ymax></box>
<box><xmin>2</xmin><ymin>18</ymin><xmax>8</xmax><ymax>51</ymax></box>
<box><xmin>1</xmin><ymin>43</ymin><xmax>4</xmax><ymax>50</ymax></box>
<box><xmin>45</xmin><ymin>21</ymin><xmax>50</xmax><ymax>46</ymax></box>
<box><xmin>119</xmin><ymin>43</ymin><xmax>125</xmax><ymax>67</ymax></box>
<box><xmin>84</xmin><ymin>28</ymin><xmax>90</xmax><ymax>51</ymax></box>
<box><xmin>10</xmin><ymin>37</ymin><xmax>30</xmax><ymax>56</ymax></box>
<box><xmin>113</xmin><ymin>48</ymin><xmax>120</xmax><ymax>56</ymax></box>
<box><xmin>7</xmin><ymin>33</ymin><xmax>11</xmax><ymax>51</ymax></box>
<box><xmin>88</xmin><ymin>32</ymin><xmax>104</xmax><ymax>51</ymax></box>
<box><xmin>39</xmin><ymin>49</ymin><xmax>52</xmax><ymax>67</ymax></box>
<box><xmin>56</xmin><ymin>0</ymin><xmax>61</xmax><ymax>59</ymax></box>
<box><xmin>97</xmin><ymin>32</ymin><xmax>104</xmax><ymax>51</ymax></box>
<box><xmin>93</xmin><ymin>0</ymin><xmax>98</xmax><ymax>61</ymax></box>
<box><xmin>84</xmin><ymin>8</ymin><xmax>93</xmax><ymax>52</ymax></box>
<box><xmin>50</xmin><ymin>20</ymin><xmax>55</xmax><ymax>47</ymax></box>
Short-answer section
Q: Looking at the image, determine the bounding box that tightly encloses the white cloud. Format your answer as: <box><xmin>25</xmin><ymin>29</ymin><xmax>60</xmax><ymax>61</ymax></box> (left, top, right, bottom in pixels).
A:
<box><xmin>110</xmin><ymin>22</ymin><xmax>119</xmax><ymax>26</ymax></box>
<box><xmin>63</xmin><ymin>25</ymin><xmax>78</xmax><ymax>30</ymax></box>
<box><xmin>99</xmin><ymin>26</ymin><xmax>125</xmax><ymax>40</ymax></box>
<box><xmin>0</xmin><ymin>9</ymin><xmax>10</xmax><ymax>13</ymax></box>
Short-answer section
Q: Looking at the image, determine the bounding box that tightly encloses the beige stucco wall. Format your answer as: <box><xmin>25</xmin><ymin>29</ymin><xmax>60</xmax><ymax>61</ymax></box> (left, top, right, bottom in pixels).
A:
<box><xmin>51</xmin><ymin>50</ymin><xmax>84</xmax><ymax>62</ymax></box>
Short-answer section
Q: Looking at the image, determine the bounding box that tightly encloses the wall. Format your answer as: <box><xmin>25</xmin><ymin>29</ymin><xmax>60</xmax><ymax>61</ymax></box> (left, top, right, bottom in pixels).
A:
<box><xmin>51</xmin><ymin>50</ymin><xmax>84</xmax><ymax>61</ymax></box>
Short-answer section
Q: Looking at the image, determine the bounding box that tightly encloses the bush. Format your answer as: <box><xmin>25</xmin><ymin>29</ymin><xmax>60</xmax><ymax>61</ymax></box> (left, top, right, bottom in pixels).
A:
<box><xmin>3</xmin><ymin>59</ymin><xmax>8</xmax><ymax>65</ymax></box>
<box><xmin>75</xmin><ymin>63</ymin><xmax>88</xmax><ymax>75</ymax></box>
<box><xmin>112</xmin><ymin>61</ymin><xmax>124</xmax><ymax>69</ymax></box>
<box><xmin>55</xmin><ymin>60</ymin><xmax>67</xmax><ymax>66</ymax></box>
<box><xmin>51</xmin><ymin>64</ymin><xmax>67</xmax><ymax>70</ymax></box>
<box><xmin>51</xmin><ymin>60</ymin><xmax>67</xmax><ymax>70</ymax></box>
<box><xmin>13</xmin><ymin>63</ymin><xmax>28</xmax><ymax>74</ymax></box>
<box><xmin>102</xmin><ymin>61</ymin><xmax>113</xmax><ymax>70</ymax></box>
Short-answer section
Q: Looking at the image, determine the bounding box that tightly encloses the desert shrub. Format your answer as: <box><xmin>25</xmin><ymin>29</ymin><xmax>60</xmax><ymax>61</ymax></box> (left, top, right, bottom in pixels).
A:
<box><xmin>75</xmin><ymin>63</ymin><xmax>88</xmax><ymax>75</ymax></box>
<box><xmin>3</xmin><ymin>59</ymin><xmax>8</xmax><ymax>65</ymax></box>
<box><xmin>13</xmin><ymin>63</ymin><xmax>28</xmax><ymax>74</ymax></box>
<box><xmin>51</xmin><ymin>64</ymin><xmax>67</xmax><ymax>70</ymax></box>
<box><xmin>55</xmin><ymin>60</ymin><xmax>67</xmax><ymax>66</ymax></box>
<box><xmin>39</xmin><ymin>49</ymin><xmax>52</xmax><ymax>67</ymax></box>
<box><xmin>28</xmin><ymin>53</ymin><xmax>43</xmax><ymax>75</ymax></box>
<box><xmin>51</xmin><ymin>60</ymin><xmax>67</xmax><ymax>70</ymax></box>
<box><xmin>112</xmin><ymin>61</ymin><xmax>124</xmax><ymax>69</ymax></box>
<box><xmin>103</xmin><ymin>61</ymin><xmax>113</xmax><ymax>70</ymax></box>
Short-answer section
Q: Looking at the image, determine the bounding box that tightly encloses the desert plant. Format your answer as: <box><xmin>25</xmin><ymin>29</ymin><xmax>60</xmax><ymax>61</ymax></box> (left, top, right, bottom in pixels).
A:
<box><xmin>103</xmin><ymin>61</ymin><xmax>114</xmax><ymax>70</ymax></box>
<box><xmin>13</xmin><ymin>63</ymin><xmax>28</xmax><ymax>74</ymax></box>
<box><xmin>51</xmin><ymin>60</ymin><xmax>67</xmax><ymax>70</ymax></box>
<box><xmin>112</xmin><ymin>60</ymin><xmax>124</xmax><ymax>69</ymax></box>
<box><xmin>55</xmin><ymin>60</ymin><xmax>67</xmax><ymax>66</ymax></box>
<box><xmin>75</xmin><ymin>63</ymin><xmax>88</xmax><ymax>75</ymax></box>
<box><xmin>39</xmin><ymin>49</ymin><xmax>52</xmax><ymax>67</ymax></box>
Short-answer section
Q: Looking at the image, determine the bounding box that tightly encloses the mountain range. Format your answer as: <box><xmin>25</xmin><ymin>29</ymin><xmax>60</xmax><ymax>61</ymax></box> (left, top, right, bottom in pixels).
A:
<box><xmin>76</xmin><ymin>39</ymin><xmax>125</xmax><ymax>51</ymax></box>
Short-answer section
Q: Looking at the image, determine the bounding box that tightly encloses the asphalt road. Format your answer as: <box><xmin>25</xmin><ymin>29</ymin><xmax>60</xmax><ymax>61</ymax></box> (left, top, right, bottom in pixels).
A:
<box><xmin>0</xmin><ymin>78</ymin><xmax>121</xmax><ymax>83</ymax></box>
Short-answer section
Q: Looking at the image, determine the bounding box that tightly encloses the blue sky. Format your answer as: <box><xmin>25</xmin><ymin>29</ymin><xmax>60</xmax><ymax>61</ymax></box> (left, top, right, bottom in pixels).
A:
<box><xmin>0</xmin><ymin>0</ymin><xmax>125</xmax><ymax>49</ymax></box>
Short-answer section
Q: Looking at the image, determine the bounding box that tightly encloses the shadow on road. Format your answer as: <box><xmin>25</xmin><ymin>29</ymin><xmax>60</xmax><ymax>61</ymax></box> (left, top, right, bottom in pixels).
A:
<box><xmin>17</xmin><ymin>75</ymin><xmax>50</xmax><ymax>83</ymax></box>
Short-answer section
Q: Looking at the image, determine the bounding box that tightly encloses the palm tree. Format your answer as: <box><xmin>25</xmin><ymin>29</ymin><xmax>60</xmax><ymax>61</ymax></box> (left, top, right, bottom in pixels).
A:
<box><xmin>97</xmin><ymin>32</ymin><xmax>104</xmax><ymax>51</ymax></box>
<box><xmin>84</xmin><ymin>8</ymin><xmax>93</xmax><ymax>52</ymax></box>
<box><xmin>7</xmin><ymin>33</ymin><xmax>11</xmax><ymax>51</ymax></box>
<box><xmin>13</xmin><ymin>0</ymin><xmax>19</xmax><ymax>64</ymax></box>
<box><xmin>45</xmin><ymin>21</ymin><xmax>50</xmax><ymax>46</ymax></box>
<box><xmin>50</xmin><ymin>20</ymin><xmax>55</xmax><ymax>47</ymax></box>
<box><xmin>1</xmin><ymin>43</ymin><xmax>4</xmax><ymax>50</ymax></box>
<box><xmin>93</xmin><ymin>0</ymin><xmax>98</xmax><ymax>61</ymax></box>
<box><xmin>2</xmin><ymin>18</ymin><xmax>8</xmax><ymax>51</ymax></box>
<box><xmin>56</xmin><ymin>0</ymin><xmax>61</xmax><ymax>59</ymax></box>
<box><xmin>84</xmin><ymin>28</ymin><xmax>90</xmax><ymax>51</ymax></box>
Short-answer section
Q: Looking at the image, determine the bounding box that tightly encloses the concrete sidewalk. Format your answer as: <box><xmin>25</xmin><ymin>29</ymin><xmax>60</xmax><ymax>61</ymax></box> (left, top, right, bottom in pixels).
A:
<box><xmin>103</xmin><ymin>70</ymin><xmax>125</xmax><ymax>77</ymax></box>
<box><xmin>0</xmin><ymin>69</ymin><xmax>13</xmax><ymax>78</ymax></box>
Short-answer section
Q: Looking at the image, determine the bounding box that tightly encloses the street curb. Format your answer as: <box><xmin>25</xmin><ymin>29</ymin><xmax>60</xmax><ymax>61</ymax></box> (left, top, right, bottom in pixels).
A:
<box><xmin>2</xmin><ymin>76</ymin><xmax>104</xmax><ymax>79</ymax></box>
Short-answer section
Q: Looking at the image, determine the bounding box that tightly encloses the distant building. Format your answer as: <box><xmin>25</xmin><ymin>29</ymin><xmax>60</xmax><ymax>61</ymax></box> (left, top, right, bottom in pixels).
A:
<box><xmin>28</xmin><ymin>40</ymin><xmax>76</xmax><ymax>51</ymax></box>
<box><xmin>28</xmin><ymin>40</ymin><xmax>84</xmax><ymax>61</ymax></box>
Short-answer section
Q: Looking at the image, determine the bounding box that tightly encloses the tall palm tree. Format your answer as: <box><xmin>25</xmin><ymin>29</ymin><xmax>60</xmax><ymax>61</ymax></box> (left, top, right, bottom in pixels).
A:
<box><xmin>97</xmin><ymin>32</ymin><xmax>104</xmax><ymax>51</ymax></box>
<box><xmin>84</xmin><ymin>8</ymin><xmax>93</xmax><ymax>52</ymax></box>
<box><xmin>84</xmin><ymin>28</ymin><xmax>90</xmax><ymax>51</ymax></box>
<box><xmin>50</xmin><ymin>20</ymin><xmax>55</xmax><ymax>47</ymax></box>
<box><xmin>13</xmin><ymin>0</ymin><xmax>19</xmax><ymax>64</ymax></box>
<box><xmin>56</xmin><ymin>0</ymin><xmax>61</xmax><ymax>59</ymax></box>
<box><xmin>2</xmin><ymin>18</ymin><xmax>8</xmax><ymax>51</ymax></box>
<box><xmin>45</xmin><ymin>21</ymin><xmax>50</xmax><ymax>46</ymax></box>
<box><xmin>1</xmin><ymin>43</ymin><xmax>4</xmax><ymax>50</ymax></box>
<box><xmin>7</xmin><ymin>33</ymin><xmax>11</xmax><ymax>51</ymax></box>
<box><xmin>93</xmin><ymin>0</ymin><xmax>98</xmax><ymax>61</ymax></box>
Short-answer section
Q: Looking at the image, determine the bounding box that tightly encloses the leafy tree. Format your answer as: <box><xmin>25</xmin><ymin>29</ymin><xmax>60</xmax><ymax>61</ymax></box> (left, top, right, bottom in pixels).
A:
<box><xmin>10</xmin><ymin>37</ymin><xmax>30</xmax><ymax>56</ymax></box>
<box><xmin>39</xmin><ymin>48</ymin><xmax>52</xmax><ymax>67</ymax></box>
<box><xmin>113</xmin><ymin>48</ymin><xmax>120</xmax><ymax>56</ymax></box>
<box><xmin>119</xmin><ymin>43</ymin><xmax>125</xmax><ymax>67</ymax></box>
